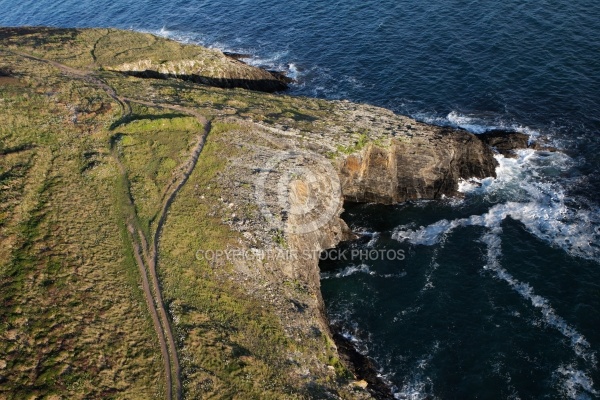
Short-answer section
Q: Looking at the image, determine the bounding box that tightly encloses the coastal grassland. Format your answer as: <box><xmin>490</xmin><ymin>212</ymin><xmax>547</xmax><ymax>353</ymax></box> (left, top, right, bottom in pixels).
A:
<box><xmin>104</xmin><ymin>70</ymin><xmax>399</xmax><ymax>162</ymax></box>
<box><xmin>0</xmin><ymin>57</ymin><xmax>355</xmax><ymax>399</ymax></box>
<box><xmin>0</xmin><ymin>54</ymin><xmax>164</xmax><ymax>399</ymax></box>
<box><xmin>102</xmin><ymin>70</ymin><xmax>336</xmax><ymax>130</ymax></box>
<box><xmin>0</xmin><ymin>27</ymin><xmax>216</xmax><ymax>70</ymax></box>
<box><xmin>157</xmin><ymin>121</ymin><xmax>298</xmax><ymax>399</ymax></box>
<box><xmin>111</xmin><ymin>111</ymin><xmax>201</xmax><ymax>238</ymax></box>
<box><xmin>0</xmin><ymin>28</ymin><xmax>382</xmax><ymax>399</ymax></box>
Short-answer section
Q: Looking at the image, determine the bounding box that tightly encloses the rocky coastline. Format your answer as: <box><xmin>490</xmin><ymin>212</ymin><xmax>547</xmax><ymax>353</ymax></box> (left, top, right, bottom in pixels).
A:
<box><xmin>0</xmin><ymin>27</ymin><xmax>530</xmax><ymax>399</ymax></box>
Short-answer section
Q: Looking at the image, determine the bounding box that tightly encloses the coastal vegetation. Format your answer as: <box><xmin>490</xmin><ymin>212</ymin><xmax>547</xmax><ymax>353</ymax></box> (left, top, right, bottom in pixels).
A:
<box><xmin>0</xmin><ymin>27</ymin><xmax>503</xmax><ymax>399</ymax></box>
<box><xmin>0</xmin><ymin>27</ymin><xmax>372</xmax><ymax>399</ymax></box>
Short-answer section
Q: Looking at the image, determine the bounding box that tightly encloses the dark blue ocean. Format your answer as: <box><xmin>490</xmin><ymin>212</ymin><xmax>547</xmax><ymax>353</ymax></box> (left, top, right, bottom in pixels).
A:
<box><xmin>2</xmin><ymin>1</ymin><xmax>599</xmax><ymax>398</ymax></box>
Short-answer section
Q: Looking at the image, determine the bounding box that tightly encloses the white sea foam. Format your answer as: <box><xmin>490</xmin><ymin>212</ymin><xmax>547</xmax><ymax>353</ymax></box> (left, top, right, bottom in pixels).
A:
<box><xmin>415</xmin><ymin>111</ymin><xmax>542</xmax><ymax>144</ymax></box>
<box><xmin>321</xmin><ymin>261</ymin><xmax>407</xmax><ymax>280</ymax></box>
<box><xmin>366</xmin><ymin>232</ymin><xmax>380</xmax><ymax>248</ymax></box>
<box><xmin>320</xmin><ymin>263</ymin><xmax>374</xmax><ymax>279</ymax></box>
<box><xmin>556</xmin><ymin>364</ymin><xmax>599</xmax><ymax>399</ymax></box>
<box><xmin>244</xmin><ymin>50</ymin><xmax>290</xmax><ymax>70</ymax></box>
<box><xmin>354</xmin><ymin>229</ymin><xmax>379</xmax><ymax>237</ymax></box>
<box><xmin>392</xmin><ymin>146</ymin><xmax>599</xmax><ymax>377</ymax></box>
<box><xmin>392</xmin><ymin>218</ymin><xmax>462</xmax><ymax>246</ymax></box>
<box><xmin>393</xmin><ymin>305</ymin><xmax>423</xmax><ymax>323</ymax></box>
<box><xmin>394</xmin><ymin>150</ymin><xmax>600</xmax><ymax>261</ymax></box>
<box><xmin>382</xmin><ymin>271</ymin><xmax>408</xmax><ymax>279</ymax></box>
<box><xmin>150</xmin><ymin>27</ymin><xmax>197</xmax><ymax>45</ymax></box>
<box><xmin>287</xmin><ymin>63</ymin><xmax>299</xmax><ymax>80</ymax></box>
<box><xmin>421</xmin><ymin>260</ymin><xmax>439</xmax><ymax>292</ymax></box>
<box><xmin>334</xmin><ymin>324</ymin><xmax>372</xmax><ymax>356</ymax></box>
<box><xmin>341</xmin><ymin>330</ymin><xmax>361</xmax><ymax>344</ymax></box>
<box><xmin>394</xmin><ymin>343</ymin><xmax>440</xmax><ymax>399</ymax></box>
<box><xmin>446</xmin><ymin>111</ymin><xmax>492</xmax><ymax>134</ymax></box>
<box><xmin>394</xmin><ymin>377</ymin><xmax>436</xmax><ymax>400</ymax></box>
<box><xmin>480</xmin><ymin>228</ymin><xmax>597</xmax><ymax>367</ymax></box>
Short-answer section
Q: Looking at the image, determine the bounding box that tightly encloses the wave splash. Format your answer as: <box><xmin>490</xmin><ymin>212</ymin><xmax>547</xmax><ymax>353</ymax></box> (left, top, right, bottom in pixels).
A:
<box><xmin>391</xmin><ymin>147</ymin><xmax>599</xmax><ymax>399</ymax></box>
<box><xmin>393</xmin><ymin>150</ymin><xmax>600</xmax><ymax>261</ymax></box>
<box><xmin>414</xmin><ymin>111</ymin><xmax>542</xmax><ymax>141</ymax></box>
<box><xmin>320</xmin><ymin>262</ymin><xmax>407</xmax><ymax>280</ymax></box>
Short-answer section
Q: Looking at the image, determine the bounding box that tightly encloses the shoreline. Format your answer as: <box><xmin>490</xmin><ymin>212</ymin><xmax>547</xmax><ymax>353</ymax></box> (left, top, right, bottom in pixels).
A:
<box><xmin>0</xmin><ymin>26</ymin><xmax>539</xmax><ymax>399</ymax></box>
<box><xmin>331</xmin><ymin>325</ymin><xmax>396</xmax><ymax>400</ymax></box>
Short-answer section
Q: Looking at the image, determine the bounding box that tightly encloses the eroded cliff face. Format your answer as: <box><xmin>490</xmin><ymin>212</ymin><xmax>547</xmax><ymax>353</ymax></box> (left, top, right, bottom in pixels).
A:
<box><xmin>0</xmin><ymin>27</ymin><xmax>518</xmax><ymax>400</ymax></box>
<box><xmin>211</xmin><ymin>119</ymin><xmax>502</xmax><ymax>399</ymax></box>
<box><xmin>109</xmin><ymin>57</ymin><xmax>290</xmax><ymax>92</ymax></box>
<box><xmin>339</xmin><ymin>127</ymin><xmax>498</xmax><ymax>204</ymax></box>
<box><xmin>95</xmin><ymin>29</ymin><xmax>290</xmax><ymax>92</ymax></box>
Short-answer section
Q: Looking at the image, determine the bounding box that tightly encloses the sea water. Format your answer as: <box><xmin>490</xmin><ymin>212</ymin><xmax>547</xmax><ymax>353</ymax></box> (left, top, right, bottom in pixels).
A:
<box><xmin>2</xmin><ymin>1</ymin><xmax>599</xmax><ymax>398</ymax></box>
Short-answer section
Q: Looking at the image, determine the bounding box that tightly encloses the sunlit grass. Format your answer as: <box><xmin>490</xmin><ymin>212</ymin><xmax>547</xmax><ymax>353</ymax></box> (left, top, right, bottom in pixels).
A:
<box><xmin>0</xmin><ymin>27</ymin><xmax>379</xmax><ymax>399</ymax></box>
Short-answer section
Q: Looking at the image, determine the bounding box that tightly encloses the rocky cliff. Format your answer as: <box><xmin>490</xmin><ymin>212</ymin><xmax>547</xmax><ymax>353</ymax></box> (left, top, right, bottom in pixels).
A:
<box><xmin>339</xmin><ymin>127</ymin><xmax>497</xmax><ymax>204</ymax></box>
<box><xmin>98</xmin><ymin>29</ymin><xmax>291</xmax><ymax>92</ymax></box>
<box><xmin>0</xmin><ymin>27</ymin><xmax>508</xmax><ymax>400</ymax></box>
<box><xmin>109</xmin><ymin>57</ymin><xmax>290</xmax><ymax>92</ymax></box>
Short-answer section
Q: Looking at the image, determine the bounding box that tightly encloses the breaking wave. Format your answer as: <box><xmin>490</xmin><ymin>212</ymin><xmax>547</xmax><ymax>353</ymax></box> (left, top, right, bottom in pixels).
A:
<box><xmin>390</xmin><ymin>146</ymin><xmax>599</xmax><ymax>398</ymax></box>
<box><xmin>393</xmin><ymin>150</ymin><xmax>600</xmax><ymax>261</ymax></box>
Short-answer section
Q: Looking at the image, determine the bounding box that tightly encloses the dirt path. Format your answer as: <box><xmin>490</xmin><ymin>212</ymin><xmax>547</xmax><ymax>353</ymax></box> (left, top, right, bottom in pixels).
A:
<box><xmin>128</xmin><ymin>223</ymin><xmax>174</xmax><ymax>400</ymax></box>
<box><xmin>121</xmin><ymin>98</ymin><xmax>211</xmax><ymax>400</ymax></box>
<box><xmin>119</xmin><ymin>103</ymin><xmax>209</xmax><ymax>400</ymax></box>
<box><xmin>8</xmin><ymin>50</ymin><xmax>212</xmax><ymax>400</ymax></box>
<box><xmin>111</xmin><ymin>141</ymin><xmax>175</xmax><ymax>400</ymax></box>
<box><xmin>110</xmin><ymin>100</ymin><xmax>210</xmax><ymax>400</ymax></box>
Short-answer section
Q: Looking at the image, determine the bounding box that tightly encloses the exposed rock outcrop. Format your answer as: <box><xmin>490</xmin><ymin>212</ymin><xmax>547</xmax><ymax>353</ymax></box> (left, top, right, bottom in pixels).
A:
<box><xmin>477</xmin><ymin>129</ymin><xmax>530</xmax><ymax>157</ymax></box>
<box><xmin>339</xmin><ymin>127</ymin><xmax>498</xmax><ymax>204</ymax></box>
<box><xmin>477</xmin><ymin>129</ymin><xmax>557</xmax><ymax>157</ymax></box>
<box><xmin>110</xmin><ymin>58</ymin><xmax>290</xmax><ymax>92</ymax></box>
<box><xmin>332</xmin><ymin>330</ymin><xmax>394</xmax><ymax>399</ymax></box>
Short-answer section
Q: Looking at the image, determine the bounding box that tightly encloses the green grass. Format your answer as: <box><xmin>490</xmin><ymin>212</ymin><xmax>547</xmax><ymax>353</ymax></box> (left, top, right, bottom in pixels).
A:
<box><xmin>112</xmin><ymin>114</ymin><xmax>200</xmax><ymax>236</ymax></box>
<box><xmin>337</xmin><ymin>132</ymin><xmax>370</xmax><ymax>155</ymax></box>
<box><xmin>0</xmin><ymin>27</ymin><xmax>381</xmax><ymax>400</ymax></box>
<box><xmin>0</xmin><ymin>47</ymin><xmax>163</xmax><ymax>400</ymax></box>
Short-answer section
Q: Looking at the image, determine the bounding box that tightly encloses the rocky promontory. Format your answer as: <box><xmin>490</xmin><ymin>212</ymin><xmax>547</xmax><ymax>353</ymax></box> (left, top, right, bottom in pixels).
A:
<box><xmin>0</xmin><ymin>27</ymin><xmax>517</xmax><ymax>400</ymax></box>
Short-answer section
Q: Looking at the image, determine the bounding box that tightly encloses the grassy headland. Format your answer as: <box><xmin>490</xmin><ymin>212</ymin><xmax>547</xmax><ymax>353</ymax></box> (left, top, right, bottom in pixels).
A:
<box><xmin>0</xmin><ymin>27</ymin><xmax>499</xmax><ymax>400</ymax></box>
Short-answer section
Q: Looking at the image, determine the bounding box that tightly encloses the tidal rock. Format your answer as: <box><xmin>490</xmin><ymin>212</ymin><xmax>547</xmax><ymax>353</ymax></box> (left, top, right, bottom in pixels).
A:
<box><xmin>222</xmin><ymin>51</ymin><xmax>252</xmax><ymax>60</ymax></box>
<box><xmin>332</xmin><ymin>330</ymin><xmax>394</xmax><ymax>399</ymax></box>
<box><xmin>477</xmin><ymin>129</ymin><xmax>530</xmax><ymax>157</ymax></box>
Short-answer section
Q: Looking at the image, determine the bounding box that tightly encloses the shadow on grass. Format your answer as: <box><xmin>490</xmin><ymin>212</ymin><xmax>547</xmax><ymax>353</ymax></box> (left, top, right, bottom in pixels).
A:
<box><xmin>0</xmin><ymin>27</ymin><xmax>78</xmax><ymax>47</ymax></box>
<box><xmin>0</xmin><ymin>143</ymin><xmax>35</xmax><ymax>156</ymax></box>
<box><xmin>109</xmin><ymin>133</ymin><xmax>125</xmax><ymax>149</ymax></box>
<box><xmin>267</xmin><ymin>109</ymin><xmax>318</xmax><ymax>123</ymax></box>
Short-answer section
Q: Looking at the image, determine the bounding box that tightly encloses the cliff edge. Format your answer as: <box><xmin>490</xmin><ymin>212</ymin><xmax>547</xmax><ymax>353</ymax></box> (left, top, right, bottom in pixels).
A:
<box><xmin>0</xmin><ymin>27</ymin><xmax>502</xmax><ymax>400</ymax></box>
